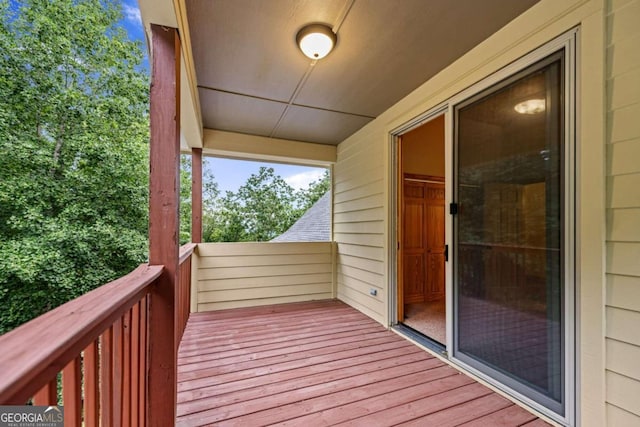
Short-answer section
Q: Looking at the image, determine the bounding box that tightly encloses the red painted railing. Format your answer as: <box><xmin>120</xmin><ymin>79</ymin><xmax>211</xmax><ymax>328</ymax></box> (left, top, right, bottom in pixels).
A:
<box><xmin>0</xmin><ymin>244</ymin><xmax>196</xmax><ymax>426</ymax></box>
<box><xmin>177</xmin><ymin>243</ymin><xmax>196</xmax><ymax>345</ymax></box>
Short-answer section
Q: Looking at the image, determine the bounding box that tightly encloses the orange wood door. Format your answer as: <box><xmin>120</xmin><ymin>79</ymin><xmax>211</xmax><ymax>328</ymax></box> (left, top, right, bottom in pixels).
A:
<box><xmin>425</xmin><ymin>183</ymin><xmax>445</xmax><ymax>301</ymax></box>
<box><xmin>402</xmin><ymin>182</ymin><xmax>426</xmax><ymax>304</ymax></box>
<box><xmin>402</xmin><ymin>179</ymin><xmax>445</xmax><ymax>304</ymax></box>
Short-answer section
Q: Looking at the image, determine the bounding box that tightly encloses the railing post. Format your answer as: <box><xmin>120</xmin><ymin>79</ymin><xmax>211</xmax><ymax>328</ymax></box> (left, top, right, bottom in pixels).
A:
<box><xmin>192</xmin><ymin>148</ymin><xmax>203</xmax><ymax>243</ymax></box>
<box><xmin>148</xmin><ymin>23</ymin><xmax>180</xmax><ymax>426</ymax></box>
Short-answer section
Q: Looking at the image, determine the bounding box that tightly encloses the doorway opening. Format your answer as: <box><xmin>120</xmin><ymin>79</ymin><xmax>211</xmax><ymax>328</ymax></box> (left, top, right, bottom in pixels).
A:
<box><xmin>397</xmin><ymin>114</ymin><xmax>446</xmax><ymax>346</ymax></box>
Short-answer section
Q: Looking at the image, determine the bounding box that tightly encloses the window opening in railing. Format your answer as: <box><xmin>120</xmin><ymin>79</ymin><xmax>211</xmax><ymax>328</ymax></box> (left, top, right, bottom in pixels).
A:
<box><xmin>180</xmin><ymin>156</ymin><xmax>330</xmax><ymax>243</ymax></box>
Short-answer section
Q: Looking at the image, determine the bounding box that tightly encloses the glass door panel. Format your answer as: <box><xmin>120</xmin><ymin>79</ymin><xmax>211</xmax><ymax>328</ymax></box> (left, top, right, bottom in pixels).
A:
<box><xmin>454</xmin><ymin>51</ymin><xmax>564</xmax><ymax>414</ymax></box>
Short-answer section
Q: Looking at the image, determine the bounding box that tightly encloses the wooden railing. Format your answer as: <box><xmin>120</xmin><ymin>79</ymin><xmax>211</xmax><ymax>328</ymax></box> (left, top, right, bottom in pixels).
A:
<box><xmin>0</xmin><ymin>243</ymin><xmax>197</xmax><ymax>426</ymax></box>
<box><xmin>177</xmin><ymin>243</ymin><xmax>196</xmax><ymax>345</ymax></box>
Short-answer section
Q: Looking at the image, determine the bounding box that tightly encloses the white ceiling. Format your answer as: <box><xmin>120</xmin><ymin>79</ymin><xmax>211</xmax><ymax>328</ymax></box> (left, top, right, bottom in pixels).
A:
<box><xmin>186</xmin><ymin>0</ymin><xmax>540</xmax><ymax>146</ymax></box>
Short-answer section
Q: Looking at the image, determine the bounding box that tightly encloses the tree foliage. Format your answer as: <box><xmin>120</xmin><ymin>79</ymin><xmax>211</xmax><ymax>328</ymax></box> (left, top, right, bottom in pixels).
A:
<box><xmin>297</xmin><ymin>169</ymin><xmax>331</xmax><ymax>212</ymax></box>
<box><xmin>201</xmin><ymin>166</ymin><xmax>331</xmax><ymax>243</ymax></box>
<box><xmin>205</xmin><ymin>167</ymin><xmax>297</xmax><ymax>242</ymax></box>
<box><xmin>179</xmin><ymin>155</ymin><xmax>219</xmax><ymax>244</ymax></box>
<box><xmin>0</xmin><ymin>0</ymin><xmax>149</xmax><ymax>333</ymax></box>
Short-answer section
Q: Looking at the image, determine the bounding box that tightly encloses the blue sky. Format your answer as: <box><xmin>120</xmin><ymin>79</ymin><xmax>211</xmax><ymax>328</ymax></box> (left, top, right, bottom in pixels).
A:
<box><xmin>119</xmin><ymin>1</ymin><xmax>327</xmax><ymax>194</ymax></box>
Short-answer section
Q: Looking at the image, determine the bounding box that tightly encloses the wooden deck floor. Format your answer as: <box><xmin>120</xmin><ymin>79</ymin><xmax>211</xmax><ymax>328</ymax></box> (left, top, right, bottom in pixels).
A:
<box><xmin>176</xmin><ymin>300</ymin><xmax>549</xmax><ymax>426</ymax></box>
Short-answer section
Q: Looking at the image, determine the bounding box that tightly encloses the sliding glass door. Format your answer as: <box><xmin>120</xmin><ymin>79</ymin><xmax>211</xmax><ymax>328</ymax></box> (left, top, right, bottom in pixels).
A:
<box><xmin>453</xmin><ymin>50</ymin><xmax>568</xmax><ymax>415</ymax></box>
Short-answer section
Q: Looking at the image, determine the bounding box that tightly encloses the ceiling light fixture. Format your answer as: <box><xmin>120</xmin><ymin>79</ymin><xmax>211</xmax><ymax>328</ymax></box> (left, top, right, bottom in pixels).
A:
<box><xmin>296</xmin><ymin>24</ymin><xmax>337</xmax><ymax>60</ymax></box>
<box><xmin>514</xmin><ymin>99</ymin><xmax>546</xmax><ymax>114</ymax></box>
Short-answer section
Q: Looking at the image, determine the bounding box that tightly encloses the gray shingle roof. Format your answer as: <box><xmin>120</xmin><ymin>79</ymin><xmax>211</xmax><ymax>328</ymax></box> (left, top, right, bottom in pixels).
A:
<box><xmin>271</xmin><ymin>192</ymin><xmax>331</xmax><ymax>242</ymax></box>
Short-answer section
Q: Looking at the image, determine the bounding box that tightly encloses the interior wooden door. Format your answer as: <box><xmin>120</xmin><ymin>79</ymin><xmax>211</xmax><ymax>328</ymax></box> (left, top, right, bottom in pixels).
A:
<box><xmin>402</xmin><ymin>177</ymin><xmax>445</xmax><ymax>304</ymax></box>
<box><xmin>425</xmin><ymin>183</ymin><xmax>445</xmax><ymax>301</ymax></box>
<box><xmin>402</xmin><ymin>181</ymin><xmax>426</xmax><ymax>303</ymax></box>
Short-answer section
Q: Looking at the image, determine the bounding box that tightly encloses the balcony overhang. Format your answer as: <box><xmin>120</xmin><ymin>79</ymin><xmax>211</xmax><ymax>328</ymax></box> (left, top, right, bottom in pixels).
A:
<box><xmin>200</xmin><ymin>129</ymin><xmax>336</xmax><ymax>166</ymax></box>
<box><xmin>138</xmin><ymin>0</ymin><xmax>541</xmax><ymax>153</ymax></box>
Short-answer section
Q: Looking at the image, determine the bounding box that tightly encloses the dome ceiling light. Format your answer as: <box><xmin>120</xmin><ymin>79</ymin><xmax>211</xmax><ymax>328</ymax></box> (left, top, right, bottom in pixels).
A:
<box><xmin>296</xmin><ymin>24</ymin><xmax>337</xmax><ymax>60</ymax></box>
<box><xmin>514</xmin><ymin>98</ymin><xmax>546</xmax><ymax>114</ymax></box>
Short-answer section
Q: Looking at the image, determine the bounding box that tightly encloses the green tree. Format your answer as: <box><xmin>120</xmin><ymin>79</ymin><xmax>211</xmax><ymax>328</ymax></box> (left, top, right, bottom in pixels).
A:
<box><xmin>179</xmin><ymin>155</ymin><xmax>219</xmax><ymax>244</ymax></box>
<box><xmin>0</xmin><ymin>0</ymin><xmax>149</xmax><ymax>333</ymax></box>
<box><xmin>296</xmin><ymin>169</ymin><xmax>330</xmax><ymax>212</ymax></box>
<box><xmin>207</xmin><ymin>167</ymin><xmax>299</xmax><ymax>242</ymax></box>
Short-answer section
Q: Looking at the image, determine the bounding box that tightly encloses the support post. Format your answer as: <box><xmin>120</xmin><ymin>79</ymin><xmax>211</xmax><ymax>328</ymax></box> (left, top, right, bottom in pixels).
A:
<box><xmin>191</xmin><ymin>148</ymin><xmax>203</xmax><ymax>243</ymax></box>
<box><xmin>147</xmin><ymin>24</ymin><xmax>180</xmax><ymax>426</ymax></box>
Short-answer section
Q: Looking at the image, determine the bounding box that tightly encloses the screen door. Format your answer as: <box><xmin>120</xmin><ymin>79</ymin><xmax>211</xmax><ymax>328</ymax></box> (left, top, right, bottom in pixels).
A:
<box><xmin>453</xmin><ymin>50</ymin><xmax>566</xmax><ymax>415</ymax></box>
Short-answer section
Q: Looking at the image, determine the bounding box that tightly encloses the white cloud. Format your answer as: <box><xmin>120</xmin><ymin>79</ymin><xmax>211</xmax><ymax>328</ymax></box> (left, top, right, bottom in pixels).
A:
<box><xmin>122</xmin><ymin>2</ymin><xmax>142</xmax><ymax>24</ymax></box>
<box><xmin>285</xmin><ymin>170</ymin><xmax>325</xmax><ymax>191</ymax></box>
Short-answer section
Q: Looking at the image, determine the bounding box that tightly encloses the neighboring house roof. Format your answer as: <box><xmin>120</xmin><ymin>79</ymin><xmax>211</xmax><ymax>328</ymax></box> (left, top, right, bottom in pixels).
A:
<box><xmin>271</xmin><ymin>192</ymin><xmax>331</xmax><ymax>242</ymax></box>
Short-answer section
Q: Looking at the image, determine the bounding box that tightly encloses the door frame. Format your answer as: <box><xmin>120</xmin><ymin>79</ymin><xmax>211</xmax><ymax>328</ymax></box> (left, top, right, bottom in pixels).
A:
<box><xmin>389</xmin><ymin>105</ymin><xmax>452</xmax><ymax>347</ymax></box>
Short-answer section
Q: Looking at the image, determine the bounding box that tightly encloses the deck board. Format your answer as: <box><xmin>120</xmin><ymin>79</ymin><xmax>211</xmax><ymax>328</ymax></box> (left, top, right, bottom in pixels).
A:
<box><xmin>176</xmin><ymin>300</ymin><xmax>549</xmax><ymax>426</ymax></box>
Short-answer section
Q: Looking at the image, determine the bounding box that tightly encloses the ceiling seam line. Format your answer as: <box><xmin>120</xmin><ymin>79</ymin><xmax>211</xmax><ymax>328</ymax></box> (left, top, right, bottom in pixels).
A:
<box><xmin>197</xmin><ymin>85</ymin><xmax>289</xmax><ymax>105</ymax></box>
<box><xmin>333</xmin><ymin>0</ymin><xmax>356</xmax><ymax>34</ymax></box>
<box><xmin>199</xmin><ymin>85</ymin><xmax>374</xmax><ymax>118</ymax></box>
<box><xmin>291</xmin><ymin>103</ymin><xmax>375</xmax><ymax>119</ymax></box>
<box><xmin>269</xmin><ymin>61</ymin><xmax>318</xmax><ymax>138</ymax></box>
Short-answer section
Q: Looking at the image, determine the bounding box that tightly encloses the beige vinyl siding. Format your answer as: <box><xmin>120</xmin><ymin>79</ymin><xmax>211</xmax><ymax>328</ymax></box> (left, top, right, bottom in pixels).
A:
<box><xmin>194</xmin><ymin>242</ymin><xmax>335</xmax><ymax>312</ymax></box>
<box><xmin>332</xmin><ymin>0</ymin><xmax>607</xmax><ymax>424</ymax></box>
<box><xmin>334</xmin><ymin>128</ymin><xmax>387</xmax><ymax>324</ymax></box>
<box><xmin>605</xmin><ymin>0</ymin><xmax>640</xmax><ymax>423</ymax></box>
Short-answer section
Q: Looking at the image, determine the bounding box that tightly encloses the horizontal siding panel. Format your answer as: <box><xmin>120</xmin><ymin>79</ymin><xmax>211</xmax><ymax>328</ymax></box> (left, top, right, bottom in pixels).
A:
<box><xmin>607</xmin><ymin>208</ymin><xmax>640</xmax><ymax>241</ymax></box>
<box><xmin>606</xmin><ymin>404</ymin><xmax>640</xmax><ymax>426</ymax></box>
<box><xmin>337</xmin><ymin>133</ymin><xmax>380</xmax><ymax>160</ymax></box>
<box><xmin>606</xmin><ymin>242</ymin><xmax>640</xmax><ymax>275</ymax></box>
<box><xmin>337</xmin><ymin>281</ymin><xmax>384</xmax><ymax>311</ymax></box>
<box><xmin>337</xmin><ymin>243</ymin><xmax>385</xmax><ymax>262</ymax></box>
<box><xmin>333</xmin><ymin>146</ymin><xmax>383</xmax><ymax>170</ymax></box>
<box><xmin>607</xmin><ymin>3</ymin><xmax>640</xmax><ymax>416</ymax></box>
<box><xmin>338</xmin><ymin>264</ymin><xmax>384</xmax><ymax>288</ymax></box>
<box><xmin>198</xmin><ymin>293</ymin><xmax>333</xmax><ymax>312</ymax></box>
<box><xmin>606</xmin><ymin>273</ymin><xmax>640</xmax><ymax>311</ymax></box>
<box><xmin>607</xmin><ymin>0</ymin><xmax>640</xmax><ymax>45</ymax></box>
<box><xmin>333</xmin><ymin>221</ymin><xmax>384</xmax><ymax>235</ymax></box>
<box><xmin>338</xmin><ymin>272</ymin><xmax>383</xmax><ymax>293</ymax></box>
<box><xmin>608</xmin><ymin>33</ymin><xmax>640</xmax><ymax>78</ymax></box>
<box><xmin>198</xmin><ymin>253</ymin><xmax>331</xmax><ymax>269</ymax></box>
<box><xmin>608</xmin><ymin>138</ymin><xmax>640</xmax><ymax>176</ymax></box>
<box><xmin>198</xmin><ymin>272</ymin><xmax>332</xmax><ymax>292</ymax></box>
<box><xmin>608</xmin><ymin>173</ymin><xmax>640</xmax><ymax>208</ymax></box>
<box><xmin>334</xmin><ymin>172</ymin><xmax>384</xmax><ymax>195</ymax></box>
<box><xmin>197</xmin><ymin>242</ymin><xmax>332</xmax><ymax>257</ymax></box>
<box><xmin>334</xmin><ymin>193</ymin><xmax>384</xmax><ymax>214</ymax></box>
<box><xmin>333</xmin><ymin>161</ymin><xmax>383</xmax><ymax>186</ymax></box>
<box><xmin>194</xmin><ymin>242</ymin><xmax>335</xmax><ymax>312</ymax></box>
<box><xmin>333</xmin><ymin>233</ymin><xmax>384</xmax><ymax>247</ymax></box>
<box><xmin>606</xmin><ymin>370</ymin><xmax>640</xmax><ymax>416</ymax></box>
<box><xmin>334</xmin><ymin>207</ymin><xmax>385</xmax><ymax>224</ymax></box>
<box><xmin>608</xmin><ymin>69</ymin><xmax>640</xmax><ymax>111</ymax></box>
<box><xmin>334</xmin><ymin>180</ymin><xmax>384</xmax><ymax>203</ymax></box>
<box><xmin>606</xmin><ymin>338</ymin><xmax>640</xmax><ymax>380</ymax></box>
<box><xmin>608</xmin><ymin>103</ymin><xmax>640</xmax><ymax>143</ymax></box>
<box><xmin>333</xmin><ymin>146</ymin><xmax>383</xmax><ymax>173</ymax></box>
<box><xmin>337</xmin><ymin>285</ymin><xmax>384</xmax><ymax>321</ymax></box>
<box><xmin>199</xmin><ymin>263</ymin><xmax>331</xmax><ymax>281</ymax></box>
<box><xmin>334</xmin><ymin>112</ymin><xmax>387</xmax><ymax>327</ymax></box>
<box><xmin>336</xmin><ymin>254</ymin><xmax>385</xmax><ymax>275</ymax></box>
<box><xmin>606</xmin><ymin>306</ymin><xmax>640</xmax><ymax>346</ymax></box>
<box><xmin>198</xmin><ymin>283</ymin><xmax>332</xmax><ymax>303</ymax></box>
